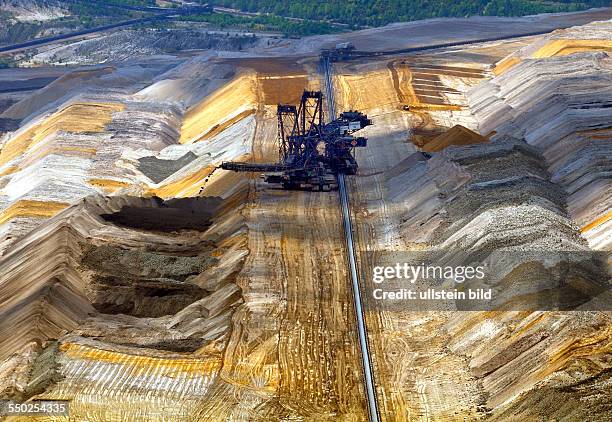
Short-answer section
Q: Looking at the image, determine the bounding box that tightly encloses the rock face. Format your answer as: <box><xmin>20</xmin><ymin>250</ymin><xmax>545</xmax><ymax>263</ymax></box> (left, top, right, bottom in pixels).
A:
<box><xmin>468</xmin><ymin>46</ymin><xmax>612</xmax><ymax>250</ymax></box>
<box><xmin>0</xmin><ymin>193</ymin><xmax>248</xmax><ymax>405</ymax></box>
<box><xmin>335</xmin><ymin>22</ymin><xmax>611</xmax><ymax>420</ymax></box>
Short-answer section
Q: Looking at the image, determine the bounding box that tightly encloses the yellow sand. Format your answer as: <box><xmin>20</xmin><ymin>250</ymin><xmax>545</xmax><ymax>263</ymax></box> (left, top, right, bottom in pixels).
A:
<box><xmin>195</xmin><ymin>109</ymin><xmax>255</xmax><ymax>143</ymax></box>
<box><xmin>0</xmin><ymin>165</ymin><xmax>19</xmax><ymax>178</ymax></box>
<box><xmin>88</xmin><ymin>178</ymin><xmax>131</xmax><ymax>193</ymax></box>
<box><xmin>179</xmin><ymin>74</ymin><xmax>258</xmax><ymax>144</ymax></box>
<box><xmin>407</xmin><ymin>103</ymin><xmax>463</xmax><ymax>111</ymax></box>
<box><xmin>257</xmin><ymin>74</ymin><xmax>309</xmax><ymax>105</ymax></box>
<box><xmin>334</xmin><ymin>70</ymin><xmax>400</xmax><ymax>111</ymax></box>
<box><xmin>145</xmin><ymin>165</ymin><xmax>215</xmax><ymax>199</ymax></box>
<box><xmin>493</xmin><ymin>56</ymin><xmax>522</xmax><ymax>75</ymax></box>
<box><xmin>60</xmin><ymin>343</ymin><xmax>221</xmax><ymax>375</ymax></box>
<box><xmin>581</xmin><ymin>210</ymin><xmax>612</xmax><ymax>234</ymax></box>
<box><xmin>0</xmin><ymin>102</ymin><xmax>123</xmax><ymax>167</ymax></box>
<box><xmin>532</xmin><ymin>39</ymin><xmax>612</xmax><ymax>58</ymax></box>
<box><xmin>0</xmin><ymin>200</ymin><xmax>69</xmax><ymax>225</ymax></box>
<box><xmin>399</xmin><ymin>64</ymin><xmax>465</xmax><ymax>111</ymax></box>
<box><xmin>422</xmin><ymin>124</ymin><xmax>489</xmax><ymax>152</ymax></box>
<box><xmin>493</xmin><ymin>40</ymin><xmax>612</xmax><ymax>75</ymax></box>
<box><xmin>391</xmin><ymin>63</ymin><xmax>463</xmax><ymax>111</ymax></box>
<box><xmin>543</xmin><ymin>325</ymin><xmax>612</xmax><ymax>378</ymax></box>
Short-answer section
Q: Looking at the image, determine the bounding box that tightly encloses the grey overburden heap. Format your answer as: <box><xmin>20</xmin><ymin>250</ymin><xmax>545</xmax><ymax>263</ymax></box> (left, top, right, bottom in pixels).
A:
<box><xmin>468</xmin><ymin>50</ymin><xmax>612</xmax><ymax>249</ymax></box>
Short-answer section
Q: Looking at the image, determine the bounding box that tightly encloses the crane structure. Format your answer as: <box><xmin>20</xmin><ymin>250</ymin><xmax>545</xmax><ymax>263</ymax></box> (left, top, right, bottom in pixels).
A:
<box><xmin>221</xmin><ymin>90</ymin><xmax>371</xmax><ymax>191</ymax></box>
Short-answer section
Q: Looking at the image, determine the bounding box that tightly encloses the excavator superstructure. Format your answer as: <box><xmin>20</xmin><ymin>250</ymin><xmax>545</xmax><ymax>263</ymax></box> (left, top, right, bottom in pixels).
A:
<box><xmin>221</xmin><ymin>90</ymin><xmax>371</xmax><ymax>191</ymax></box>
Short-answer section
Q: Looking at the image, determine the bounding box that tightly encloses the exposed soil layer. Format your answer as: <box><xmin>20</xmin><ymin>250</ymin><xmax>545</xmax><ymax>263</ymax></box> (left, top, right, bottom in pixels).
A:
<box><xmin>388</xmin><ymin>58</ymin><xmax>485</xmax><ymax>108</ymax></box>
<box><xmin>0</xmin><ymin>117</ymin><xmax>19</xmax><ymax>131</ymax></box>
<box><xmin>489</xmin><ymin>368</ymin><xmax>612</xmax><ymax>420</ymax></box>
<box><xmin>336</xmin><ymin>39</ymin><xmax>611</xmax><ymax>419</ymax></box>
<box><xmin>0</xmin><ymin>15</ymin><xmax>610</xmax><ymax>420</ymax></box>
<box><xmin>0</xmin><ymin>341</ymin><xmax>64</xmax><ymax>402</ymax></box>
<box><xmin>90</xmin><ymin>275</ymin><xmax>208</xmax><ymax>317</ymax></box>
<box><xmin>0</xmin><ymin>101</ymin><xmax>124</xmax><ymax>167</ymax></box>
<box><xmin>224</xmin><ymin>57</ymin><xmax>308</xmax><ymax>76</ymax></box>
<box><xmin>421</xmin><ymin>124</ymin><xmax>488</xmax><ymax>152</ymax></box>
<box><xmin>82</xmin><ymin>243</ymin><xmax>217</xmax><ymax>317</ymax></box>
<box><xmin>468</xmin><ymin>31</ymin><xmax>612</xmax><ymax>249</ymax></box>
<box><xmin>9</xmin><ymin>341</ymin><xmax>64</xmax><ymax>403</ymax></box>
<box><xmin>0</xmin><ymin>189</ymin><xmax>248</xmax><ymax>409</ymax></box>
<box><xmin>179</xmin><ymin>73</ymin><xmax>257</xmax><ymax>144</ymax></box>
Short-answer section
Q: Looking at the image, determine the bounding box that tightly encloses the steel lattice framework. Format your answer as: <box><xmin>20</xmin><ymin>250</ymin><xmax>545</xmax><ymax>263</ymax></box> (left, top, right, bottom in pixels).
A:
<box><xmin>221</xmin><ymin>90</ymin><xmax>371</xmax><ymax>191</ymax></box>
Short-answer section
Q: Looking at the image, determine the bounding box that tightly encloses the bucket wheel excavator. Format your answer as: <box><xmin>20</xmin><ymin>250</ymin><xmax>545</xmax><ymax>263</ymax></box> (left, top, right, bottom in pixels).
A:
<box><xmin>221</xmin><ymin>90</ymin><xmax>371</xmax><ymax>191</ymax></box>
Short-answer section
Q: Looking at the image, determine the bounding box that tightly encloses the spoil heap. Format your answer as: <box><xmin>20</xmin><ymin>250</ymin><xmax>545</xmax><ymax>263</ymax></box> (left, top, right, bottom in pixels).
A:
<box><xmin>421</xmin><ymin>124</ymin><xmax>488</xmax><ymax>152</ymax></box>
<box><xmin>355</xmin><ymin>134</ymin><xmax>611</xmax><ymax>420</ymax></box>
<box><xmin>338</xmin><ymin>26</ymin><xmax>611</xmax><ymax>418</ymax></box>
<box><xmin>469</xmin><ymin>44</ymin><xmax>612</xmax><ymax>249</ymax></box>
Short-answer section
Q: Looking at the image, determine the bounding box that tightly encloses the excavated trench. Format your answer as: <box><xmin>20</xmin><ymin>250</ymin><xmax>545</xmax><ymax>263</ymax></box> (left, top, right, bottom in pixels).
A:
<box><xmin>82</xmin><ymin>244</ymin><xmax>215</xmax><ymax>317</ymax></box>
<box><xmin>100</xmin><ymin>196</ymin><xmax>222</xmax><ymax>231</ymax></box>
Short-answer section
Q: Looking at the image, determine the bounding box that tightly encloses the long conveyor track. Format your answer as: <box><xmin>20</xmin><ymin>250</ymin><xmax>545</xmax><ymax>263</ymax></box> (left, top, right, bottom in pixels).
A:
<box><xmin>322</xmin><ymin>56</ymin><xmax>381</xmax><ymax>422</ymax></box>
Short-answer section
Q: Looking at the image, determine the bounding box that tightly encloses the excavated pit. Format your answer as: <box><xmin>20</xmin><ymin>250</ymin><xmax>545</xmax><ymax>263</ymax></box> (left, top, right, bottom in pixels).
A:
<box><xmin>0</xmin><ymin>187</ymin><xmax>248</xmax><ymax>405</ymax></box>
<box><xmin>100</xmin><ymin>196</ymin><xmax>222</xmax><ymax>232</ymax></box>
<box><xmin>82</xmin><ymin>244</ymin><xmax>216</xmax><ymax>317</ymax></box>
<box><xmin>0</xmin><ymin>15</ymin><xmax>610</xmax><ymax>420</ymax></box>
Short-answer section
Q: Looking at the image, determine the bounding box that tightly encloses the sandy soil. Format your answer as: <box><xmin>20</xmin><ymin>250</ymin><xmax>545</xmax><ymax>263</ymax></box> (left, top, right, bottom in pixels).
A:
<box><xmin>192</xmin><ymin>93</ymin><xmax>369</xmax><ymax>418</ymax></box>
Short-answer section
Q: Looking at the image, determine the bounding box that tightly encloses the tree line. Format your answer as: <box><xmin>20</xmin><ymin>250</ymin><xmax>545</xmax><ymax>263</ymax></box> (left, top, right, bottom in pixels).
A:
<box><xmin>180</xmin><ymin>13</ymin><xmax>341</xmax><ymax>36</ymax></box>
<box><xmin>204</xmin><ymin>0</ymin><xmax>608</xmax><ymax>27</ymax></box>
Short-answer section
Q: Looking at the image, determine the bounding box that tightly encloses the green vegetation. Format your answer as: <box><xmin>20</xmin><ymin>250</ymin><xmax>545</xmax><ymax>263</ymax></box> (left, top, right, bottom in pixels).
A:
<box><xmin>63</xmin><ymin>2</ymin><xmax>148</xmax><ymax>21</ymax></box>
<box><xmin>179</xmin><ymin>13</ymin><xmax>342</xmax><ymax>36</ymax></box>
<box><xmin>0</xmin><ymin>57</ymin><xmax>15</xmax><ymax>69</ymax></box>
<box><xmin>1</xmin><ymin>0</ymin><xmax>606</xmax><ymax>48</ymax></box>
<box><xmin>0</xmin><ymin>0</ymin><xmax>155</xmax><ymax>47</ymax></box>
<box><xmin>207</xmin><ymin>0</ymin><xmax>609</xmax><ymax>27</ymax></box>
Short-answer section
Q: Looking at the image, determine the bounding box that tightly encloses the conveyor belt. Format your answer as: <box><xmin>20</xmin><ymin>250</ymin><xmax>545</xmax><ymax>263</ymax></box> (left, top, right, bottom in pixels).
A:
<box><xmin>322</xmin><ymin>56</ymin><xmax>381</xmax><ymax>422</ymax></box>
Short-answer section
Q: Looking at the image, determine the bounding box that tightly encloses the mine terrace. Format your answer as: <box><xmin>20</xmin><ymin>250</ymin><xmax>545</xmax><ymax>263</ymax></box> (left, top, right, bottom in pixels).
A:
<box><xmin>0</xmin><ymin>1</ymin><xmax>611</xmax><ymax>421</ymax></box>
